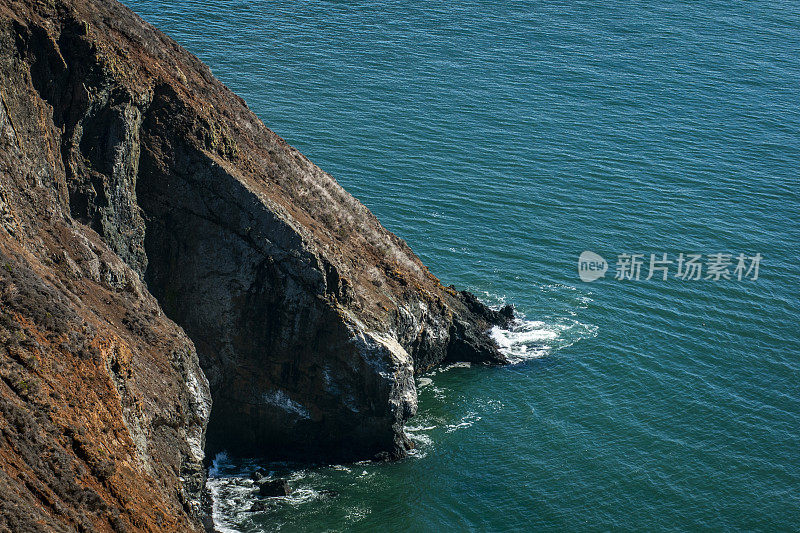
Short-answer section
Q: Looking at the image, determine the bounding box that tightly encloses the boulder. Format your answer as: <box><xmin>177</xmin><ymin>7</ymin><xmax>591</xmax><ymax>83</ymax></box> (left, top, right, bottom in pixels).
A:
<box><xmin>257</xmin><ymin>479</ymin><xmax>292</xmax><ymax>498</ymax></box>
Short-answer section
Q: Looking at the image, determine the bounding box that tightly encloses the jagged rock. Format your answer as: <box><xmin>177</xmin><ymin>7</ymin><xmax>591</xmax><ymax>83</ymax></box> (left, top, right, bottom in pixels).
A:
<box><xmin>499</xmin><ymin>304</ymin><xmax>515</xmax><ymax>321</ymax></box>
<box><xmin>250</xmin><ymin>467</ymin><xmax>269</xmax><ymax>481</ymax></box>
<box><xmin>257</xmin><ymin>479</ymin><xmax>292</xmax><ymax>498</ymax></box>
<box><xmin>249</xmin><ymin>501</ymin><xmax>269</xmax><ymax>512</ymax></box>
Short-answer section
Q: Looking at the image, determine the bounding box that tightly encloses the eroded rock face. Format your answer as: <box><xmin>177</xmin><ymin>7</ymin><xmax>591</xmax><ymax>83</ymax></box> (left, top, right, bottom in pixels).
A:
<box><xmin>0</xmin><ymin>16</ymin><xmax>211</xmax><ymax>528</ymax></box>
<box><xmin>0</xmin><ymin>0</ymin><xmax>511</xmax><ymax>526</ymax></box>
<box><xmin>0</xmin><ymin>3</ymin><xmax>206</xmax><ymax>530</ymax></box>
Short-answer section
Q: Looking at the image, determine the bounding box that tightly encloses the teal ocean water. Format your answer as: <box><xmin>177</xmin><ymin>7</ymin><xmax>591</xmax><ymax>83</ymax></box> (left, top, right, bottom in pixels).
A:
<box><xmin>122</xmin><ymin>1</ymin><xmax>800</xmax><ymax>530</ymax></box>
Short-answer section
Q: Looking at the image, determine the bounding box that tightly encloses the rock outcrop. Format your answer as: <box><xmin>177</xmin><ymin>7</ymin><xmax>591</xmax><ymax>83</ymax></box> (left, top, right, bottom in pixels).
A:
<box><xmin>0</xmin><ymin>0</ymin><xmax>511</xmax><ymax>529</ymax></box>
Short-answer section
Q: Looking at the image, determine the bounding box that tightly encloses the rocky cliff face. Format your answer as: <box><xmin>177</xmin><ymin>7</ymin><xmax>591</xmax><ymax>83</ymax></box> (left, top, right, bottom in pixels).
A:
<box><xmin>0</xmin><ymin>36</ymin><xmax>211</xmax><ymax>533</ymax></box>
<box><xmin>0</xmin><ymin>0</ymin><xmax>510</xmax><ymax>529</ymax></box>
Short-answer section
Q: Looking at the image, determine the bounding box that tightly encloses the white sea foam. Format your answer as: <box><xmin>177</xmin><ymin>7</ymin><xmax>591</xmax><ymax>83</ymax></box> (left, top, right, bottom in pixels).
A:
<box><xmin>445</xmin><ymin>412</ymin><xmax>481</xmax><ymax>433</ymax></box>
<box><xmin>208</xmin><ymin>450</ymin><xmax>230</xmax><ymax>477</ymax></box>
<box><xmin>438</xmin><ymin>361</ymin><xmax>471</xmax><ymax>372</ymax></box>
<box><xmin>206</xmin><ymin>452</ymin><xmax>337</xmax><ymax>531</ymax></box>
<box><xmin>491</xmin><ymin>316</ymin><xmax>598</xmax><ymax>363</ymax></box>
<box><xmin>206</xmin><ymin>452</ymin><xmax>244</xmax><ymax>533</ymax></box>
<box><xmin>404</xmin><ymin>415</ymin><xmax>438</xmax><ymax>457</ymax></box>
<box><xmin>417</xmin><ymin>377</ymin><xmax>433</xmax><ymax>388</ymax></box>
<box><xmin>405</xmin><ymin>430</ymin><xmax>434</xmax><ymax>457</ymax></box>
<box><xmin>473</xmin><ymin>289</ymin><xmax>598</xmax><ymax>363</ymax></box>
<box><xmin>405</xmin><ymin>424</ymin><xmax>437</xmax><ymax>432</ymax></box>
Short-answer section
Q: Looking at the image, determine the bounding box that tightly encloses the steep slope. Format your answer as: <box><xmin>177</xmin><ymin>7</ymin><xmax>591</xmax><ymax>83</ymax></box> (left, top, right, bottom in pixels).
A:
<box><xmin>0</xmin><ymin>44</ymin><xmax>211</xmax><ymax>533</ymax></box>
<box><xmin>0</xmin><ymin>0</ymin><xmax>511</xmax><ymax>528</ymax></box>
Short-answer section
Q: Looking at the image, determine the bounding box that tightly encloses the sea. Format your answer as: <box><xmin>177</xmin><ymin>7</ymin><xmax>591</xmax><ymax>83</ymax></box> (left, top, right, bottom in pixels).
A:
<box><xmin>120</xmin><ymin>1</ymin><xmax>800</xmax><ymax>530</ymax></box>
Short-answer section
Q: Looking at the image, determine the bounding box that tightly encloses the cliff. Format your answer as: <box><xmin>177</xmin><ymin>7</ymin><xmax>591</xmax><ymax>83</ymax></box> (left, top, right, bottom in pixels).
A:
<box><xmin>0</xmin><ymin>0</ymin><xmax>511</xmax><ymax>529</ymax></box>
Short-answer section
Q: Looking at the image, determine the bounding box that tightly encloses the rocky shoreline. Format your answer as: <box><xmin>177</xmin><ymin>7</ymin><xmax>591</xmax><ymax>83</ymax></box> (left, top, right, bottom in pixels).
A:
<box><xmin>0</xmin><ymin>0</ymin><xmax>511</xmax><ymax>530</ymax></box>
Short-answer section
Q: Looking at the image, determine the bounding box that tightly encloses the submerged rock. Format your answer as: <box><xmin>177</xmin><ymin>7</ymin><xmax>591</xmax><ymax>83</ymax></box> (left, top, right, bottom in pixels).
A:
<box><xmin>249</xmin><ymin>501</ymin><xmax>269</xmax><ymax>512</ymax></box>
<box><xmin>257</xmin><ymin>479</ymin><xmax>292</xmax><ymax>498</ymax></box>
<box><xmin>250</xmin><ymin>467</ymin><xmax>269</xmax><ymax>481</ymax></box>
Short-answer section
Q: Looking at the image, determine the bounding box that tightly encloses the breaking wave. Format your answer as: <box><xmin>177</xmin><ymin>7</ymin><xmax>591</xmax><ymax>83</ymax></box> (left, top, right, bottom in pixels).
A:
<box><xmin>490</xmin><ymin>316</ymin><xmax>598</xmax><ymax>364</ymax></box>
